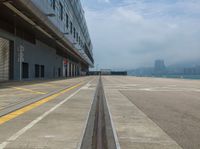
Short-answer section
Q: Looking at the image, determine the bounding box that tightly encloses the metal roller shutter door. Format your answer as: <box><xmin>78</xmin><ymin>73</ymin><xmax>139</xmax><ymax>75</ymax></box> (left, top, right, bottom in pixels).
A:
<box><xmin>0</xmin><ymin>37</ymin><xmax>9</xmax><ymax>81</ymax></box>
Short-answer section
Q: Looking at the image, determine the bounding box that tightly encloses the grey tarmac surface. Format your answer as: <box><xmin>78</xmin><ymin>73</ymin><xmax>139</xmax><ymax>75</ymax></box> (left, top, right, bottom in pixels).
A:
<box><xmin>103</xmin><ymin>76</ymin><xmax>200</xmax><ymax>149</ymax></box>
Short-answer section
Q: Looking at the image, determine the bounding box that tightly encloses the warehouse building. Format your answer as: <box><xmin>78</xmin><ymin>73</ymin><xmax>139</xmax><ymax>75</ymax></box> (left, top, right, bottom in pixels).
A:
<box><xmin>0</xmin><ymin>0</ymin><xmax>94</xmax><ymax>81</ymax></box>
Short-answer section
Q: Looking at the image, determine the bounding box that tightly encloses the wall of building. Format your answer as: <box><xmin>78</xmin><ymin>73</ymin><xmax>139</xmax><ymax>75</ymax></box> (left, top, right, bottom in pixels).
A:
<box><xmin>0</xmin><ymin>28</ymin><xmax>82</xmax><ymax>80</ymax></box>
<box><xmin>0</xmin><ymin>0</ymin><xmax>93</xmax><ymax>81</ymax></box>
<box><xmin>18</xmin><ymin>40</ymin><xmax>63</xmax><ymax>79</ymax></box>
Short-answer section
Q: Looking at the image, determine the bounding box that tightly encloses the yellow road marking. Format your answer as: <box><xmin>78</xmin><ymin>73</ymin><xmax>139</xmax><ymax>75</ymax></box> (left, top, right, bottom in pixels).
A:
<box><xmin>0</xmin><ymin>83</ymin><xmax>82</xmax><ymax>125</ymax></box>
<box><xmin>12</xmin><ymin>87</ymin><xmax>47</xmax><ymax>95</ymax></box>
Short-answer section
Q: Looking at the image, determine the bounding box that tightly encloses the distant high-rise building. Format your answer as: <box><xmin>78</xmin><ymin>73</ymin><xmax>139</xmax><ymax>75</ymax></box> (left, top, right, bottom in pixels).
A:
<box><xmin>196</xmin><ymin>65</ymin><xmax>200</xmax><ymax>74</ymax></box>
<box><xmin>184</xmin><ymin>68</ymin><xmax>196</xmax><ymax>75</ymax></box>
<box><xmin>154</xmin><ymin>60</ymin><xmax>166</xmax><ymax>74</ymax></box>
<box><xmin>184</xmin><ymin>65</ymin><xmax>200</xmax><ymax>75</ymax></box>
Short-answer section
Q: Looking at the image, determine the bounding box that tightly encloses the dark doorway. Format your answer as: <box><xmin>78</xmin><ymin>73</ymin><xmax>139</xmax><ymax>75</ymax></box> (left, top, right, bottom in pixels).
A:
<box><xmin>65</xmin><ymin>66</ymin><xmax>68</xmax><ymax>77</ymax></box>
<box><xmin>58</xmin><ymin>68</ymin><xmax>61</xmax><ymax>77</ymax></box>
<box><xmin>41</xmin><ymin>65</ymin><xmax>45</xmax><ymax>78</ymax></box>
<box><xmin>69</xmin><ymin>64</ymin><xmax>71</xmax><ymax>77</ymax></box>
<box><xmin>35</xmin><ymin>64</ymin><xmax>45</xmax><ymax>78</ymax></box>
<box><xmin>22</xmin><ymin>62</ymin><xmax>29</xmax><ymax>79</ymax></box>
<box><xmin>35</xmin><ymin>64</ymin><xmax>40</xmax><ymax>78</ymax></box>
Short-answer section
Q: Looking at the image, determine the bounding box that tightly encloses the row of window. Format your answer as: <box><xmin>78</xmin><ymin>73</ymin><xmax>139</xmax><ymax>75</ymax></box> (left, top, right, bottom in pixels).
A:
<box><xmin>50</xmin><ymin>0</ymin><xmax>85</xmax><ymax>49</ymax></box>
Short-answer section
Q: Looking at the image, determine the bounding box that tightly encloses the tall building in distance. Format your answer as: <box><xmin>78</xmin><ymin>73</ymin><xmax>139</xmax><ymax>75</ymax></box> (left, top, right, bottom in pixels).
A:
<box><xmin>0</xmin><ymin>0</ymin><xmax>93</xmax><ymax>81</ymax></box>
<box><xmin>184</xmin><ymin>65</ymin><xmax>200</xmax><ymax>75</ymax></box>
<box><xmin>154</xmin><ymin>59</ymin><xmax>166</xmax><ymax>75</ymax></box>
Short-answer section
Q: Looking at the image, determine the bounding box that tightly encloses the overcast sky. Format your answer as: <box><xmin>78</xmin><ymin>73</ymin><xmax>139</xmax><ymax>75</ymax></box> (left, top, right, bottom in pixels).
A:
<box><xmin>81</xmin><ymin>0</ymin><xmax>200</xmax><ymax>70</ymax></box>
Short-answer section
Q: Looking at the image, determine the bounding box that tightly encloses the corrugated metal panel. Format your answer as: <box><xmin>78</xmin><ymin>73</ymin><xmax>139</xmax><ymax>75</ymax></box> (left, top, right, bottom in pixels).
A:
<box><xmin>0</xmin><ymin>37</ymin><xmax>9</xmax><ymax>81</ymax></box>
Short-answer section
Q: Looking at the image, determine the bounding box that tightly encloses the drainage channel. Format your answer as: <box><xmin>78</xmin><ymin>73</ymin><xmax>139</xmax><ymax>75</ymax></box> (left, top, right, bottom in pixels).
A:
<box><xmin>80</xmin><ymin>77</ymin><xmax>117</xmax><ymax>149</ymax></box>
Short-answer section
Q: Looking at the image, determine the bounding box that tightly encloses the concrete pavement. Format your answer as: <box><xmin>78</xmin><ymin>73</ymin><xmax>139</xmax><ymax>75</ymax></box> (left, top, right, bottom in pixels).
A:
<box><xmin>0</xmin><ymin>76</ymin><xmax>200</xmax><ymax>149</ymax></box>
<box><xmin>0</xmin><ymin>77</ymin><xmax>90</xmax><ymax>114</ymax></box>
<box><xmin>103</xmin><ymin>76</ymin><xmax>200</xmax><ymax>149</ymax></box>
<box><xmin>0</xmin><ymin>76</ymin><xmax>98</xmax><ymax>149</ymax></box>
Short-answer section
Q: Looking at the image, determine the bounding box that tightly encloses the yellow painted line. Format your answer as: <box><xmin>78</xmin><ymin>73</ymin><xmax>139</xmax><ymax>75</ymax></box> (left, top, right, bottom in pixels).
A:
<box><xmin>0</xmin><ymin>83</ymin><xmax>82</xmax><ymax>125</ymax></box>
<box><xmin>12</xmin><ymin>87</ymin><xmax>47</xmax><ymax>95</ymax></box>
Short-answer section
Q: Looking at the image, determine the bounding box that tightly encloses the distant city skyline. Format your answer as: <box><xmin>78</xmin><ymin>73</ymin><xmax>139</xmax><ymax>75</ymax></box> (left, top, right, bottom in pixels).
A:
<box><xmin>82</xmin><ymin>0</ymin><xmax>200</xmax><ymax>70</ymax></box>
<box><xmin>128</xmin><ymin>59</ymin><xmax>200</xmax><ymax>77</ymax></box>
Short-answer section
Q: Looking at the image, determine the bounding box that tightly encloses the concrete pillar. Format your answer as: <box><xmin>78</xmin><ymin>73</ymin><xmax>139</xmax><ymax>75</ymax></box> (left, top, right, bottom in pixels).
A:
<box><xmin>67</xmin><ymin>62</ymin><xmax>70</xmax><ymax>77</ymax></box>
<box><xmin>75</xmin><ymin>65</ymin><xmax>77</xmax><ymax>76</ymax></box>
<box><xmin>63</xmin><ymin>60</ymin><xmax>65</xmax><ymax>77</ymax></box>
<box><xmin>71</xmin><ymin>63</ymin><xmax>73</xmax><ymax>77</ymax></box>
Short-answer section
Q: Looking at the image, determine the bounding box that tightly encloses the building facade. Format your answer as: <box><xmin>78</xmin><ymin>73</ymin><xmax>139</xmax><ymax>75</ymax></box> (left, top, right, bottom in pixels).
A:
<box><xmin>154</xmin><ymin>59</ymin><xmax>166</xmax><ymax>75</ymax></box>
<box><xmin>0</xmin><ymin>0</ymin><xmax>94</xmax><ymax>81</ymax></box>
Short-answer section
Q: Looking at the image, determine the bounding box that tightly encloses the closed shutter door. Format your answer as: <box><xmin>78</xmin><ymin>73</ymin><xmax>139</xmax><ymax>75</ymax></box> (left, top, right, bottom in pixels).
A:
<box><xmin>0</xmin><ymin>37</ymin><xmax>9</xmax><ymax>81</ymax></box>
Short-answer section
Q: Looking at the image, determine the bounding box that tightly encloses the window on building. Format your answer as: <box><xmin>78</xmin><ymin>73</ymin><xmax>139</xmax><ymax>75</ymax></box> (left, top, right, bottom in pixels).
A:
<box><xmin>59</xmin><ymin>2</ymin><xmax>63</xmax><ymax>20</ymax></box>
<box><xmin>76</xmin><ymin>33</ymin><xmax>79</xmax><ymax>42</ymax></box>
<box><xmin>50</xmin><ymin>0</ymin><xmax>56</xmax><ymax>10</ymax></box>
<box><xmin>73</xmin><ymin>28</ymin><xmax>76</xmax><ymax>39</ymax></box>
<box><xmin>70</xmin><ymin>21</ymin><xmax>73</xmax><ymax>34</ymax></box>
<box><xmin>66</xmin><ymin>13</ymin><xmax>69</xmax><ymax>28</ymax></box>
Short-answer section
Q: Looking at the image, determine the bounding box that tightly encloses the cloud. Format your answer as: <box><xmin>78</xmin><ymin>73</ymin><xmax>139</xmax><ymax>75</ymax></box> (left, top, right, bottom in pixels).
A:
<box><xmin>97</xmin><ymin>0</ymin><xmax>110</xmax><ymax>3</ymax></box>
<box><xmin>83</xmin><ymin>0</ymin><xmax>200</xmax><ymax>69</ymax></box>
<box><xmin>104</xmin><ymin>0</ymin><xmax>110</xmax><ymax>3</ymax></box>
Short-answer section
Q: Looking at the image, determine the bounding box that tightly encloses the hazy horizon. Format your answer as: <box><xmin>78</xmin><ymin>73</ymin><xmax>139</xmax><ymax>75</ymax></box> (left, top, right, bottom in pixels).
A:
<box><xmin>82</xmin><ymin>0</ymin><xmax>200</xmax><ymax>70</ymax></box>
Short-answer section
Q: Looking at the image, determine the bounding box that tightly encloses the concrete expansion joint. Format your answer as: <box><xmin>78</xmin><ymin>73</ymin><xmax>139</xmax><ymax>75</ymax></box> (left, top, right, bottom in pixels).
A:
<box><xmin>80</xmin><ymin>76</ymin><xmax>119</xmax><ymax>149</ymax></box>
